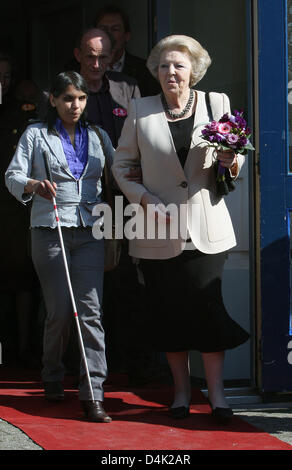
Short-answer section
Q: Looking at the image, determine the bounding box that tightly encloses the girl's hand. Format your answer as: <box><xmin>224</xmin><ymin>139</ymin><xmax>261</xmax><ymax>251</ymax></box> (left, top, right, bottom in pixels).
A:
<box><xmin>35</xmin><ymin>179</ymin><xmax>57</xmax><ymax>200</ymax></box>
<box><xmin>25</xmin><ymin>179</ymin><xmax>57</xmax><ymax>200</ymax></box>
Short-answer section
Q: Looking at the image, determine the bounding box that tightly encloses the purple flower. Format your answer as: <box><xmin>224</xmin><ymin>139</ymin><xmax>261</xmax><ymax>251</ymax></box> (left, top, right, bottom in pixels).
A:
<box><xmin>229</xmin><ymin>114</ymin><xmax>237</xmax><ymax>125</ymax></box>
<box><xmin>209</xmin><ymin>121</ymin><xmax>219</xmax><ymax>132</ymax></box>
<box><xmin>238</xmin><ymin>136</ymin><xmax>248</xmax><ymax>147</ymax></box>
<box><xmin>207</xmin><ymin>135</ymin><xmax>215</xmax><ymax>142</ymax></box>
<box><xmin>226</xmin><ymin>133</ymin><xmax>239</xmax><ymax>145</ymax></box>
<box><xmin>219</xmin><ymin>113</ymin><xmax>230</xmax><ymax>123</ymax></box>
<box><xmin>230</xmin><ymin>110</ymin><xmax>246</xmax><ymax>129</ymax></box>
<box><xmin>214</xmin><ymin>133</ymin><xmax>225</xmax><ymax>143</ymax></box>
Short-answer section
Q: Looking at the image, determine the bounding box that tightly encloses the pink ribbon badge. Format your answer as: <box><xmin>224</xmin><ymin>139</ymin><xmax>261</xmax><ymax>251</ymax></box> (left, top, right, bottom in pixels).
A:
<box><xmin>113</xmin><ymin>107</ymin><xmax>127</xmax><ymax>117</ymax></box>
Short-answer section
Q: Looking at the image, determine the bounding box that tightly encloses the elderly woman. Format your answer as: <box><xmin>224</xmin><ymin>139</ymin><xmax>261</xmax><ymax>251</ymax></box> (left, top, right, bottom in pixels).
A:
<box><xmin>112</xmin><ymin>35</ymin><xmax>249</xmax><ymax>423</ymax></box>
<box><xmin>5</xmin><ymin>71</ymin><xmax>114</xmax><ymax>423</ymax></box>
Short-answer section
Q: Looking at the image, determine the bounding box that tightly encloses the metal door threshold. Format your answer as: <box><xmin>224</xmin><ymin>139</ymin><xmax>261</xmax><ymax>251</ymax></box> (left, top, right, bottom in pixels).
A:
<box><xmin>201</xmin><ymin>387</ymin><xmax>263</xmax><ymax>405</ymax></box>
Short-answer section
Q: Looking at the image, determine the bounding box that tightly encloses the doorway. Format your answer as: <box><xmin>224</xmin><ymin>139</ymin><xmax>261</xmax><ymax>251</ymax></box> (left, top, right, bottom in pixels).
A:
<box><xmin>0</xmin><ymin>0</ymin><xmax>255</xmax><ymax>389</ymax></box>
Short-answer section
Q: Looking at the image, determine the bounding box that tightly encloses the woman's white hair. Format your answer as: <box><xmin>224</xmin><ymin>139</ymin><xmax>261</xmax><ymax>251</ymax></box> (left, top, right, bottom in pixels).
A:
<box><xmin>147</xmin><ymin>35</ymin><xmax>211</xmax><ymax>87</ymax></box>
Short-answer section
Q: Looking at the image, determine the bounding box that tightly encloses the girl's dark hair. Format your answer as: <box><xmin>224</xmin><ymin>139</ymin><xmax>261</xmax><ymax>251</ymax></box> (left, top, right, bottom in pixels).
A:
<box><xmin>46</xmin><ymin>71</ymin><xmax>89</xmax><ymax>132</ymax></box>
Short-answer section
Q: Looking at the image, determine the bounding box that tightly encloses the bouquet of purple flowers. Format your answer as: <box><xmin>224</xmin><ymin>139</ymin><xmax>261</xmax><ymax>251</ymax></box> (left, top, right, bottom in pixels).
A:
<box><xmin>201</xmin><ymin>110</ymin><xmax>254</xmax><ymax>196</ymax></box>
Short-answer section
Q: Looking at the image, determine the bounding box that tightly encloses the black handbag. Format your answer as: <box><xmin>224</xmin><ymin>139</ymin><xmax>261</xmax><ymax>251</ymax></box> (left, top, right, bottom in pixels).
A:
<box><xmin>93</xmin><ymin>126</ymin><xmax>122</xmax><ymax>271</ymax></box>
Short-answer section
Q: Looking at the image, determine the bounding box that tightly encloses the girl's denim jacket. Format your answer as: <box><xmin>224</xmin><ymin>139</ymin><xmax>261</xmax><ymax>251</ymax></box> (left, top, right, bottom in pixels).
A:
<box><xmin>5</xmin><ymin>122</ymin><xmax>114</xmax><ymax>228</ymax></box>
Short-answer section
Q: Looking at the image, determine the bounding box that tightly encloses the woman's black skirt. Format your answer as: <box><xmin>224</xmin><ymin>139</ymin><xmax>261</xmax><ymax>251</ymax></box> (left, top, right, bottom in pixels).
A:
<box><xmin>139</xmin><ymin>249</ymin><xmax>249</xmax><ymax>353</ymax></box>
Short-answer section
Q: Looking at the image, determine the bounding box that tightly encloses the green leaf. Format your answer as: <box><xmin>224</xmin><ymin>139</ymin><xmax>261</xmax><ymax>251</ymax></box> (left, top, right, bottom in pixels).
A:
<box><xmin>219</xmin><ymin>145</ymin><xmax>231</xmax><ymax>152</ymax></box>
<box><xmin>245</xmin><ymin>141</ymin><xmax>255</xmax><ymax>151</ymax></box>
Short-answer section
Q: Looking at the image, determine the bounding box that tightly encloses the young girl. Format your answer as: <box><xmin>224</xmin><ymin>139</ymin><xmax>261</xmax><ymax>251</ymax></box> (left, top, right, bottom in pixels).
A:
<box><xmin>6</xmin><ymin>71</ymin><xmax>113</xmax><ymax>423</ymax></box>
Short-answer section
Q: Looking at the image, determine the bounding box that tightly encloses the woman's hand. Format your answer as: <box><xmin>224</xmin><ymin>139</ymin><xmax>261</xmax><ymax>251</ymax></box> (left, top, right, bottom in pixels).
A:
<box><xmin>216</xmin><ymin>149</ymin><xmax>237</xmax><ymax>169</ymax></box>
<box><xmin>25</xmin><ymin>179</ymin><xmax>57</xmax><ymax>200</ymax></box>
<box><xmin>141</xmin><ymin>192</ymin><xmax>172</xmax><ymax>223</ymax></box>
<box><xmin>125</xmin><ymin>167</ymin><xmax>142</xmax><ymax>183</ymax></box>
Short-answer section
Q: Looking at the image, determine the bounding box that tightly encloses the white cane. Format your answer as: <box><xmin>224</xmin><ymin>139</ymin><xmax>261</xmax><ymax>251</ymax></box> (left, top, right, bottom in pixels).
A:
<box><xmin>42</xmin><ymin>151</ymin><xmax>95</xmax><ymax>403</ymax></box>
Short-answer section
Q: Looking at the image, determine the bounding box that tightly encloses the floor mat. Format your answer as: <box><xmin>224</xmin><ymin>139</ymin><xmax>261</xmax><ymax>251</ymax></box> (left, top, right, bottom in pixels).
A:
<box><xmin>0</xmin><ymin>370</ymin><xmax>291</xmax><ymax>451</ymax></box>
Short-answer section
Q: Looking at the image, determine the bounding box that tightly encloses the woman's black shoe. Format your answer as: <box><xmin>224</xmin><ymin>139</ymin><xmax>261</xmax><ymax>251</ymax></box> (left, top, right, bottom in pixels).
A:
<box><xmin>211</xmin><ymin>406</ymin><xmax>233</xmax><ymax>424</ymax></box>
<box><xmin>169</xmin><ymin>405</ymin><xmax>190</xmax><ymax>419</ymax></box>
<box><xmin>81</xmin><ymin>400</ymin><xmax>112</xmax><ymax>423</ymax></box>
<box><xmin>207</xmin><ymin>399</ymin><xmax>233</xmax><ymax>424</ymax></box>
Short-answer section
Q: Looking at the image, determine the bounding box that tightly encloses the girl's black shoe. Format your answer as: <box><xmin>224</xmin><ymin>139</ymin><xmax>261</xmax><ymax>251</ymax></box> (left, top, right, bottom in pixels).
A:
<box><xmin>43</xmin><ymin>381</ymin><xmax>64</xmax><ymax>401</ymax></box>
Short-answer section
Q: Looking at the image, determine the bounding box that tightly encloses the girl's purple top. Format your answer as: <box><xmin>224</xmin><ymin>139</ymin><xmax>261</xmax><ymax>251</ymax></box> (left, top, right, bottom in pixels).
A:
<box><xmin>55</xmin><ymin>118</ymin><xmax>88</xmax><ymax>180</ymax></box>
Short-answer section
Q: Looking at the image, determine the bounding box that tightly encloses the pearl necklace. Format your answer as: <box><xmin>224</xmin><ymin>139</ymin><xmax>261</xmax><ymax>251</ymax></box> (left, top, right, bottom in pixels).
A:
<box><xmin>161</xmin><ymin>89</ymin><xmax>194</xmax><ymax>119</ymax></box>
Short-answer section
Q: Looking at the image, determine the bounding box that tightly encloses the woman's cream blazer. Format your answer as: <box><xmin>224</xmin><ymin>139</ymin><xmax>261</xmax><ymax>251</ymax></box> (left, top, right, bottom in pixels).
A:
<box><xmin>112</xmin><ymin>90</ymin><xmax>244</xmax><ymax>259</ymax></box>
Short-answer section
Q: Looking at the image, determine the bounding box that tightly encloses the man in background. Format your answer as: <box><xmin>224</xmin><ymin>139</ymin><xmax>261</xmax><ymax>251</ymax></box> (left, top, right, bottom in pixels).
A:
<box><xmin>94</xmin><ymin>4</ymin><xmax>160</xmax><ymax>97</ymax></box>
<box><xmin>74</xmin><ymin>27</ymin><xmax>160</xmax><ymax>386</ymax></box>
<box><xmin>74</xmin><ymin>27</ymin><xmax>140</xmax><ymax>147</ymax></box>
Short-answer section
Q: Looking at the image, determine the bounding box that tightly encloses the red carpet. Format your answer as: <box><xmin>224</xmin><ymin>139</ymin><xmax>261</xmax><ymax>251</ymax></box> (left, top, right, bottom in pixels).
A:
<box><xmin>0</xmin><ymin>369</ymin><xmax>291</xmax><ymax>451</ymax></box>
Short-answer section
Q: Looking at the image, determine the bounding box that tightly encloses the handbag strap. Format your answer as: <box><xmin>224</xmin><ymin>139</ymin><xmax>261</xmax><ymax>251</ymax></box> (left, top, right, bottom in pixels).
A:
<box><xmin>191</xmin><ymin>92</ymin><xmax>213</xmax><ymax>136</ymax></box>
<box><xmin>205</xmin><ymin>92</ymin><xmax>213</xmax><ymax>121</ymax></box>
<box><xmin>92</xmin><ymin>125</ymin><xmax>114</xmax><ymax>209</ymax></box>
